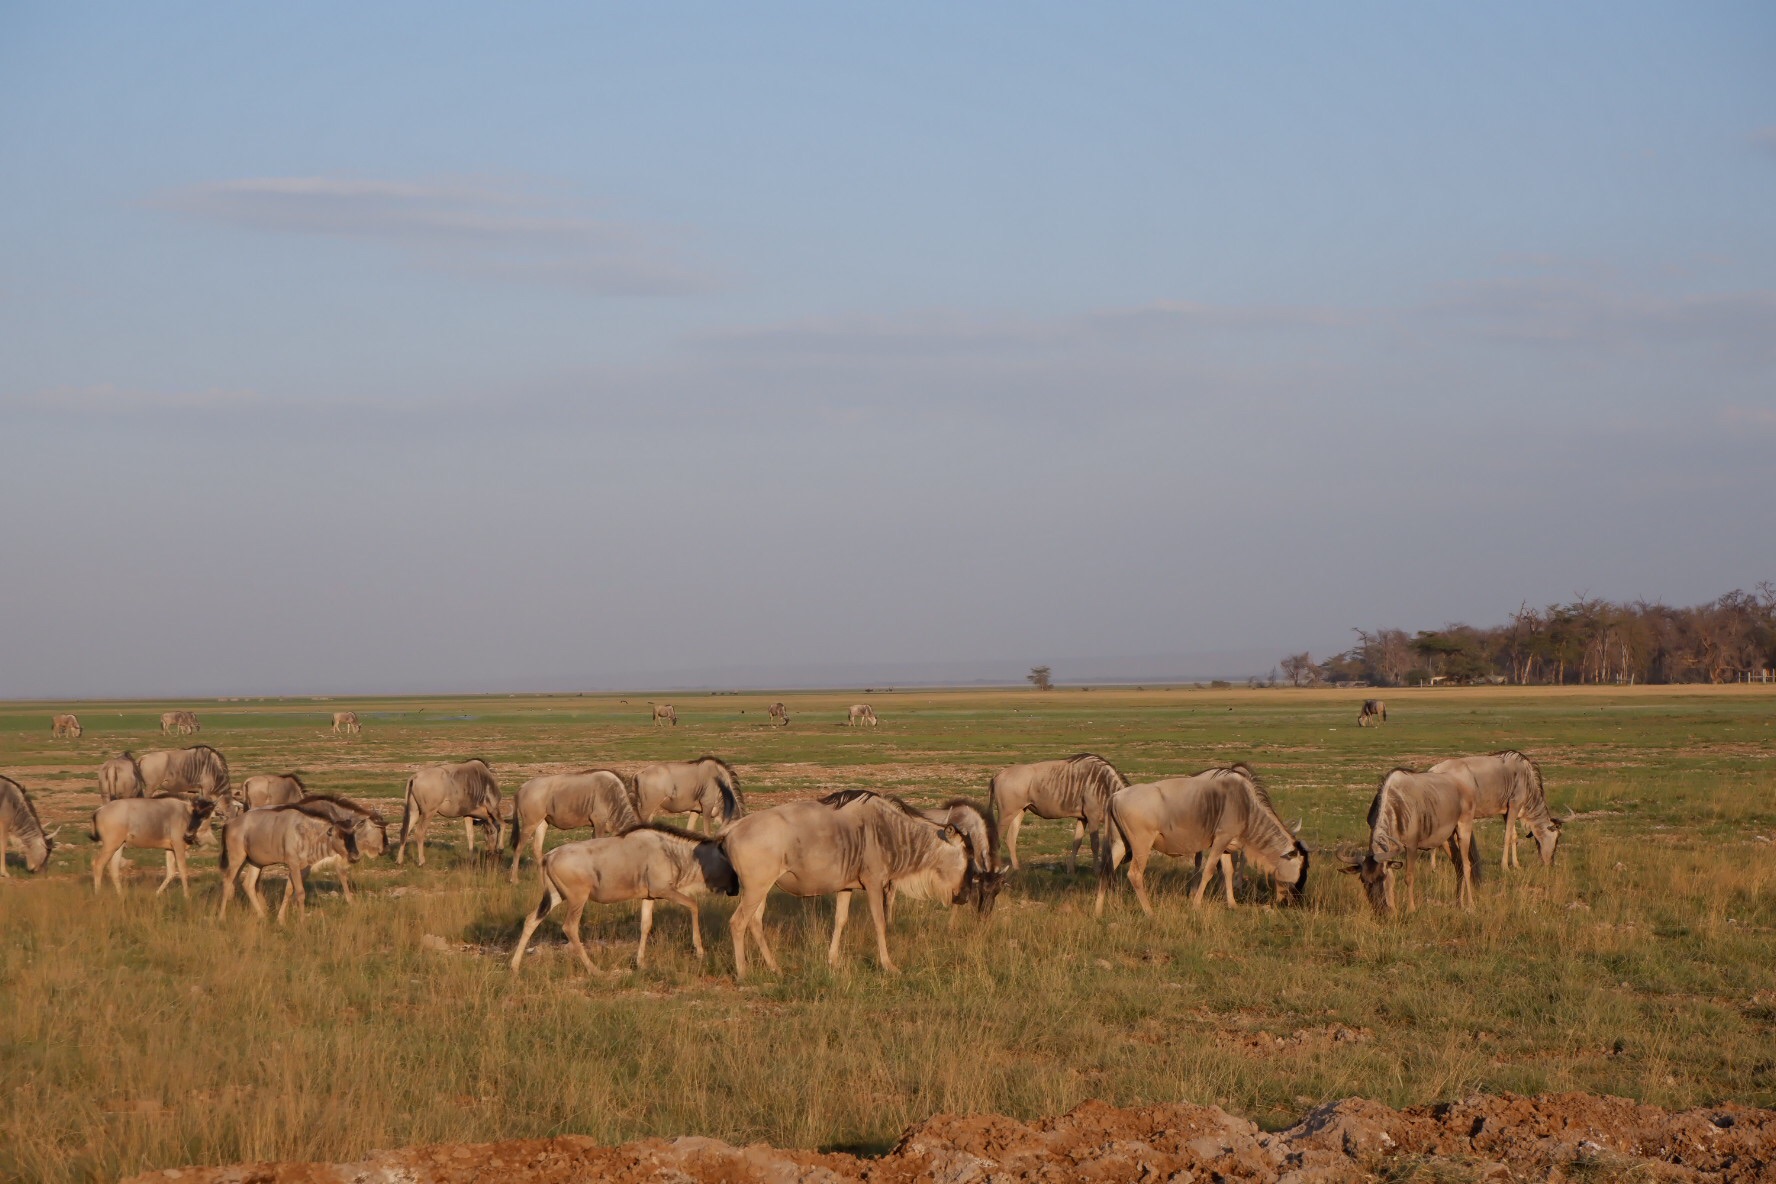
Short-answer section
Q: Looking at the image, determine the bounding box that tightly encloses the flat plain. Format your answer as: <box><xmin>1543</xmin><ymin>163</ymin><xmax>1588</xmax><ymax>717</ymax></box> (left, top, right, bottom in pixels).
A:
<box><xmin>1</xmin><ymin>685</ymin><xmax>1772</xmax><ymax>1183</ymax></box>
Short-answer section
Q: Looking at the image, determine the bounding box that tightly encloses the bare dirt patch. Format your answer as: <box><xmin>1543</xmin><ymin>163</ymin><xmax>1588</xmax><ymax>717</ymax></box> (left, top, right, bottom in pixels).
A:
<box><xmin>123</xmin><ymin>1093</ymin><xmax>1776</xmax><ymax>1183</ymax></box>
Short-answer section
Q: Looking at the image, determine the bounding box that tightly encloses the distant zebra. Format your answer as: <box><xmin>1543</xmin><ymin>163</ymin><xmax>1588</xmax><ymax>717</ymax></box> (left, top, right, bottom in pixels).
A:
<box><xmin>331</xmin><ymin>711</ymin><xmax>361</xmax><ymax>735</ymax></box>
<box><xmin>652</xmin><ymin>703</ymin><xmax>678</xmax><ymax>727</ymax></box>
<box><xmin>51</xmin><ymin>713</ymin><xmax>83</xmax><ymax>739</ymax></box>
<box><xmin>1358</xmin><ymin>699</ymin><xmax>1388</xmax><ymax>727</ymax></box>
<box><xmin>767</xmin><ymin>702</ymin><xmax>790</xmax><ymax>726</ymax></box>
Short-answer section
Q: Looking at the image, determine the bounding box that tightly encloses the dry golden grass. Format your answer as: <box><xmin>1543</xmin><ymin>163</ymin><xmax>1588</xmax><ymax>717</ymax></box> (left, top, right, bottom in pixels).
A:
<box><xmin>1</xmin><ymin>685</ymin><xmax>1773</xmax><ymax>1181</ymax></box>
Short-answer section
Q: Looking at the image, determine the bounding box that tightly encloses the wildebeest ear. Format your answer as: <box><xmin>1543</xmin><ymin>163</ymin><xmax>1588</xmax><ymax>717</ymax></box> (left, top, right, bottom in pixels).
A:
<box><xmin>1550</xmin><ymin>817</ymin><xmax>1566</xmax><ymax>830</ymax></box>
<box><xmin>1387</xmin><ymin>859</ymin><xmax>1405</xmax><ymax>870</ymax></box>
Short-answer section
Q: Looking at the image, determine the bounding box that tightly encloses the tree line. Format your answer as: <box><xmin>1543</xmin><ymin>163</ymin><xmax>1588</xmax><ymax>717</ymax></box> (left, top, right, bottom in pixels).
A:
<box><xmin>1279</xmin><ymin>586</ymin><xmax>1776</xmax><ymax>687</ymax></box>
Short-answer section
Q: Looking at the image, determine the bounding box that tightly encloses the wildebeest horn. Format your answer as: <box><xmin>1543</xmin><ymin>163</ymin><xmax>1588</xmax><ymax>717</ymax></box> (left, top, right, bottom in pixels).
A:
<box><xmin>1289</xmin><ymin>817</ymin><xmax>1303</xmax><ymax>835</ymax></box>
<box><xmin>1333</xmin><ymin>841</ymin><xmax>1365</xmax><ymax>866</ymax></box>
<box><xmin>45</xmin><ymin>825</ymin><xmax>62</xmax><ymax>839</ymax></box>
<box><xmin>1565</xmin><ymin>806</ymin><xmax>1577</xmax><ymax>820</ymax></box>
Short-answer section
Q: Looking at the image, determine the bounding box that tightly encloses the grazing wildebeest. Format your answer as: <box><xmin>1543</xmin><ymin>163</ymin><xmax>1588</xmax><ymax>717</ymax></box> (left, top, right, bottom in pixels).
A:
<box><xmin>988</xmin><ymin>753</ymin><xmax>1128</xmax><ymax>872</ymax></box>
<box><xmin>0</xmin><ymin>776</ymin><xmax>56</xmax><ymax>876</ymax></box>
<box><xmin>51</xmin><ymin>713</ymin><xmax>83</xmax><ymax>739</ymax></box>
<box><xmin>632</xmin><ymin>756</ymin><xmax>744</xmax><ymax>835</ymax></box>
<box><xmin>1094</xmin><ymin>764</ymin><xmax>1308</xmax><ymax>917</ymax></box>
<box><xmin>767</xmin><ymin>702</ymin><xmax>789</xmax><ymax>726</ymax></box>
<box><xmin>242</xmin><ymin>773</ymin><xmax>307</xmax><ymax>808</ymax></box>
<box><xmin>651</xmin><ymin>703</ymin><xmax>677</xmax><ymax>727</ymax></box>
<box><xmin>88</xmin><ymin>796</ymin><xmax>215</xmax><ymax>896</ymax></box>
<box><xmin>722</xmin><ymin>790</ymin><xmax>1002</xmax><ymax>978</ymax></box>
<box><xmin>1358</xmin><ymin>699</ymin><xmax>1388</xmax><ymax>727</ymax></box>
<box><xmin>331</xmin><ymin>711</ymin><xmax>361</xmax><ymax>735</ymax></box>
<box><xmin>508</xmin><ymin>769</ymin><xmax>641</xmax><ymax>882</ymax></box>
<box><xmin>160</xmin><ymin>710</ymin><xmax>200</xmax><ymax>735</ymax></box>
<box><xmin>98</xmin><ymin>753</ymin><xmax>146</xmax><ymax>801</ymax></box>
<box><xmin>136</xmin><ymin>745</ymin><xmax>231</xmax><ymax>803</ymax></box>
<box><xmin>890</xmin><ymin>798</ymin><xmax>1000</xmax><ymax>919</ymax></box>
<box><xmin>1428</xmin><ymin>750</ymin><xmax>1562</xmax><ymax>869</ymax></box>
<box><xmin>1338</xmin><ymin>768</ymin><xmax>1479</xmax><ymax>915</ymax></box>
<box><xmin>394</xmin><ymin>759</ymin><xmax>501</xmax><ymax>865</ymax></box>
<box><xmin>253</xmin><ymin>794</ymin><xmax>387</xmax><ymax>903</ymax></box>
<box><xmin>218</xmin><ymin>802</ymin><xmax>361</xmax><ymax>921</ymax></box>
<box><xmin>846</xmin><ymin>703</ymin><xmax>878</xmax><ymax>727</ymax></box>
<box><xmin>509</xmin><ymin>824</ymin><xmax>740</xmax><ymax>974</ymax></box>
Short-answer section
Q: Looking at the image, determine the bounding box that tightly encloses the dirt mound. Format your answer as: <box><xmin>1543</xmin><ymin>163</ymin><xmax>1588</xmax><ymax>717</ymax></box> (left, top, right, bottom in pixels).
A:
<box><xmin>123</xmin><ymin>1092</ymin><xmax>1776</xmax><ymax>1183</ymax></box>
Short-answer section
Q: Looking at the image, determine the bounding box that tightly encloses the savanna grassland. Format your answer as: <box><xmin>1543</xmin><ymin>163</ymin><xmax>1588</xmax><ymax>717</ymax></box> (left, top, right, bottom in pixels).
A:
<box><xmin>1</xmin><ymin>685</ymin><xmax>1773</xmax><ymax>1182</ymax></box>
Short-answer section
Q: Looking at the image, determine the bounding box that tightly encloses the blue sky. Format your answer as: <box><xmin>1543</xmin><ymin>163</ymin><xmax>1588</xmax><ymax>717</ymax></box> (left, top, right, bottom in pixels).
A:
<box><xmin>2</xmin><ymin>3</ymin><xmax>1773</xmax><ymax>695</ymax></box>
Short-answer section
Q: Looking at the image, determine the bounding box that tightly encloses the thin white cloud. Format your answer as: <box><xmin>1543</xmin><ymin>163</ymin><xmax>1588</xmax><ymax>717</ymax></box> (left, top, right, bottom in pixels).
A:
<box><xmin>158</xmin><ymin>176</ymin><xmax>715</xmax><ymax>296</ymax></box>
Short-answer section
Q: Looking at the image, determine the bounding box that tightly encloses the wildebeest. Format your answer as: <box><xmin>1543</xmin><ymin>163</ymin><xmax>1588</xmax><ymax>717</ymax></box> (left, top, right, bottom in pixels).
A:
<box><xmin>1</xmin><ymin>776</ymin><xmax>56</xmax><ymax>876</ymax></box>
<box><xmin>51</xmin><ymin>713</ymin><xmax>83</xmax><ymax>739</ymax></box>
<box><xmin>893</xmin><ymin>797</ymin><xmax>1000</xmax><ymax>919</ymax></box>
<box><xmin>651</xmin><ymin>703</ymin><xmax>678</xmax><ymax>727</ymax></box>
<box><xmin>509</xmin><ymin>824</ymin><xmax>740</xmax><ymax>974</ymax></box>
<box><xmin>632</xmin><ymin>757</ymin><xmax>744</xmax><ymax>835</ymax></box>
<box><xmin>218</xmin><ymin>802</ymin><xmax>361</xmax><ymax>921</ymax></box>
<box><xmin>988</xmin><ymin>753</ymin><xmax>1128</xmax><ymax>872</ymax></box>
<box><xmin>394</xmin><ymin>759</ymin><xmax>501</xmax><ymax>865</ymax></box>
<box><xmin>846</xmin><ymin>703</ymin><xmax>878</xmax><ymax>727</ymax></box>
<box><xmin>508</xmin><ymin>769</ymin><xmax>641</xmax><ymax>882</ymax></box>
<box><xmin>160</xmin><ymin>710</ymin><xmax>200</xmax><ymax>735</ymax></box>
<box><xmin>1427</xmin><ymin>750</ymin><xmax>1562</xmax><ymax>869</ymax></box>
<box><xmin>88</xmin><ymin>796</ymin><xmax>214</xmax><ymax>896</ymax></box>
<box><xmin>136</xmin><ymin>745</ymin><xmax>231</xmax><ymax>803</ymax></box>
<box><xmin>1358</xmin><ymin>699</ymin><xmax>1388</xmax><ymax>727</ymax></box>
<box><xmin>767</xmin><ymin>702</ymin><xmax>789</xmax><ymax>726</ymax></box>
<box><xmin>273</xmin><ymin>794</ymin><xmax>387</xmax><ymax>902</ymax></box>
<box><xmin>98</xmin><ymin>753</ymin><xmax>146</xmax><ymax>801</ymax></box>
<box><xmin>1338</xmin><ymin>768</ymin><xmax>1479</xmax><ymax>914</ymax></box>
<box><xmin>242</xmin><ymin>773</ymin><xmax>307</xmax><ymax>808</ymax></box>
<box><xmin>331</xmin><ymin>711</ymin><xmax>361</xmax><ymax>735</ymax></box>
<box><xmin>1094</xmin><ymin>764</ymin><xmax>1308</xmax><ymax>916</ymax></box>
<box><xmin>721</xmin><ymin>790</ymin><xmax>1002</xmax><ymax>978</ymax></box>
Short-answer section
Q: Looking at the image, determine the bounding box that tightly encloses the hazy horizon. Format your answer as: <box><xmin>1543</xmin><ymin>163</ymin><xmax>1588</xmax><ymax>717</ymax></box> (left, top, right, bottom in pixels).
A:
<box><xmin>3</xmin><ymin>4</ymin><xmax>1772</xmax><ymax>700</ymax></box>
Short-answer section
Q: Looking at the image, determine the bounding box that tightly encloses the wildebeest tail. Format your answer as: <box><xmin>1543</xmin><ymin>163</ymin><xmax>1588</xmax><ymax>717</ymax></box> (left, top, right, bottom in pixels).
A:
<box><xmin>400</xmin><ymin>775</ymin><xmax>416</xmax><ymax>842</ymax></box>
<box><xmin>1096</xmin><ymin>798</ymin><xmax>1131</xmax><ymax>897</ymax></box>
<box><xmin>531</xmin><ymin>867</ymin><xmax>564</xmax><ymax>923</ymax></box>
<box><xmin>87</xmin><ymin>812</ymin><xmax>100</xmax><ymax>842</ymax></box>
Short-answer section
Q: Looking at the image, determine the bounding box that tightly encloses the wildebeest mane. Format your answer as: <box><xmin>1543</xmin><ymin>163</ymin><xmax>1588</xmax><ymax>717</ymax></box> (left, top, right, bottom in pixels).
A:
<box><xmin>0</xmin><ymin>776</ymin><xmax>47</xmax><ymax>841</ymax></box>
<box><xmin>624</xmin><ymin>820</ymin><xmax>717</xmax><ymax>844</ymax></box>
<box><xmin>297</xmin><ymin>792</ymin><xmax>382</xmax><ymax>822</ymax></box>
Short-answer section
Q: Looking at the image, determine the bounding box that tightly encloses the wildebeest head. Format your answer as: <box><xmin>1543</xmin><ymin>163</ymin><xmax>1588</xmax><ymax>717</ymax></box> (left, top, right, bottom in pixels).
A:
<box><xmin>693</xmin><ymin>839</ymin><xmax>740</xmax><ymax>896</ymax></box>
<box><xmin>356</xmin><ymin>817</ymin><xmax>390</xmax><ymax>859</ymax></box>
<box><xmin>1532</xmin><ymin>815</ymin><xmax>1565</xmax><ymax>866</ymax></box>
<box><xmin>334</xmin><ymin>821</ymin><xmax>362</xmax><ymax>863</ymax></box>
<box><xmin>1274</xmin><ymin>840</ymin><xmax>1311</xmax><ymax>905</ymax></box>
<box><xmin>22</xmin><ymin>825</ymin><xmax>56</xmax><ymax>873</ymax></box>
<box><xmin>184</xmin><ymin>798</ymin><xmax>217</xmax><ymax>847</ymax></box>
<box><xmin>1337</xmin><ymin>843</ymin><xmax>1400</xmax><ymax>914</ymax></box>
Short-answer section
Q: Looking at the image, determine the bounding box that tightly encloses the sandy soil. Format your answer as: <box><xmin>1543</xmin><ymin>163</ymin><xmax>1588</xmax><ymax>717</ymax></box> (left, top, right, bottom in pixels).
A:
<box><xmin>123</xmin><ymin>1092</ymin><xmax>1776</xmax><ymax>1183</ymax></box>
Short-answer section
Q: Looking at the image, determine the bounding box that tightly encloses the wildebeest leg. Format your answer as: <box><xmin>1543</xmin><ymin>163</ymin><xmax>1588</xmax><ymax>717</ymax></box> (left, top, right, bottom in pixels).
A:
<box><xmin>337</xmin><ymin>865</ymin><xmax>353</xmax><ymax>904</ymax></box>
<box><xmin>1003</xmin><ymin>811</ymin><xmax>1024</xmax><ymax>871</ymax></box>
<box><xmin>1502</xmin><ymin>804</ymin><xmax>1520</xmax><ymax>869</ymax></box>
<box><xmin>865</xmin><ymin>880</ymin><xmax>898</xmax><ymax>973</ymax></box>
<box><xmin>828</xmin><ymin>890</ymin><xmax>852</xmax><ymax>965</ymax></box>
<box><xmin>1191</xmin><ymin>840</ymin><xmax>1232</xmax><ymax>907</ymax></box>
<box><xmin>1067</xmin><ymin>820</ymin><xmax>1086</xmax><ymax>874</ymax></box>
<box><xmin>464</xmin><ymin>817</ymin><xmax>476</xmax><ymax>856</ymax></box>
<box><xmin>684</xmin><ymin>811</ymin><xmax>699</xmax><ymax>834</ymax></box>
<box><xmin>636</xmin><ymin>899</ymin><xmax>654</xmax><ymax>968</ymax></box>
<box><xmin>94</xmin><ymin>841</ymin><xmax>121</xmax><ymax>893</ymax></box>
<box><xmin>1403</xmin><ymin>850</ymin><xmax>1418</xmax><ymax>913</ymax></box>
<box><xmin>414</xmin><ymin>813</ymin><xmax>429</xmax><ymax>866</ymax></box>
<box><xmin>1220</xmin><ymin>853</ymin><xmax>1237</xmax><ymax>908</ymax></box>
<box><xmin>277</xmin><ymin>864</ymin><xmax>306</xmax><ymax>923</ymax></box>
<box><xmin>156</xmin><ymin>849</ymin><xmax>178</xmax><ymax>895</ymax></box>
<box><xmin>242</xmin><ymin>865</ymin><xmax>270</xmax><ymax>919</ymax></box>
<box><xmin>558</xmin><ymin>898</ymin><xmax>598</xmax><ymax>975</ymax></box>
<box><xmin>659</xmin><ymin>887</ymin><xmax>703</xmax><ymax>959</ymax></box>
<box><xmin>1127</xmin><ymin>838</ymin><xmax>1157</xmax><ymax>916</ymax></box>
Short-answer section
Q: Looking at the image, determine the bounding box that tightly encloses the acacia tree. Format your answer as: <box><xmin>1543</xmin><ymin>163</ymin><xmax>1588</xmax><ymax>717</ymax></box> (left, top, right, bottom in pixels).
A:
<box><xmin>1279</xmin><ymin>653</ymin><xmax>1318</xmax><ymax>687</ymax></box>
<box><xmin>1027</xmin><ymin>665</ymin><xmax>1053</xmax><ymax>691</ymax></box>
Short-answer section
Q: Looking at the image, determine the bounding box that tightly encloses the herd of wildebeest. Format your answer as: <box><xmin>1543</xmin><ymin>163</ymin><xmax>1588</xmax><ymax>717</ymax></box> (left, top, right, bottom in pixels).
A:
<box><xmin>3</xmin><ymin>699</ymin><xmax>1567</xmax><ymax>978</ymax></box>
